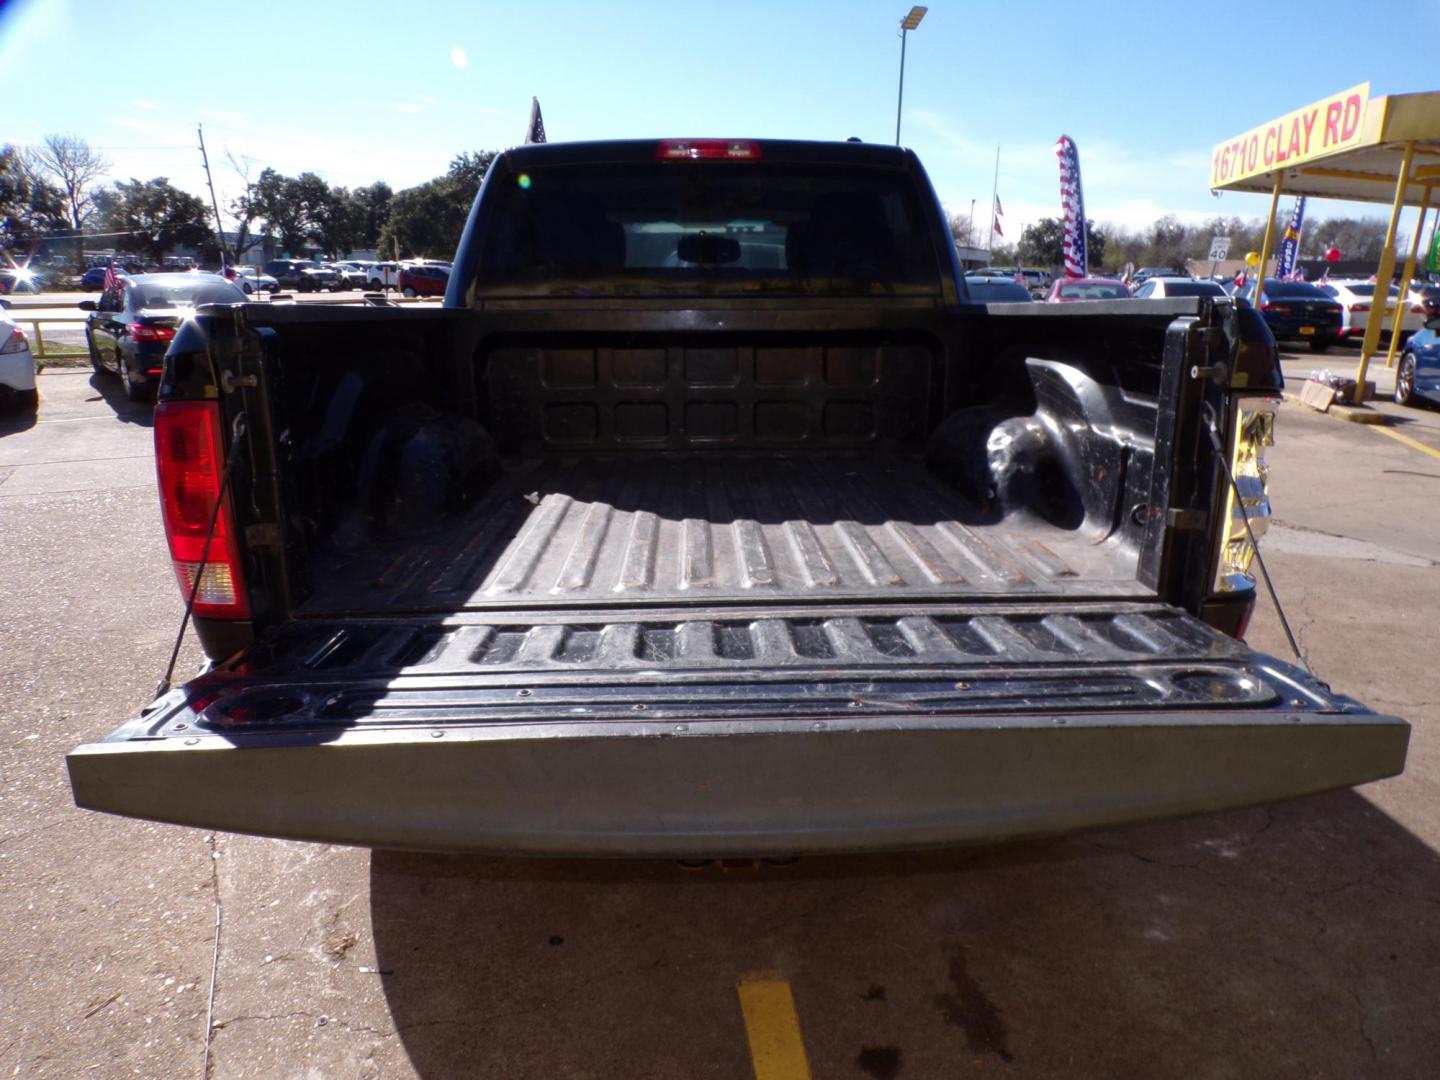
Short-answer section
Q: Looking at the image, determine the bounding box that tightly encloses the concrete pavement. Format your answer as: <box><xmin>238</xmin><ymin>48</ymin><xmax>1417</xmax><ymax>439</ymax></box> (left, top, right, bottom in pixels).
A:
<box><xmin>2</xmin><ymin>362</ymin><xmax>1439</xmax><ymax>1078</ymax></box>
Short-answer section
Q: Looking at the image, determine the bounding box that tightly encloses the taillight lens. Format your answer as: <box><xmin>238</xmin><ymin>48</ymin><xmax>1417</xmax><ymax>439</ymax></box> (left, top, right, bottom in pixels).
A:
<box><xmin>1259</xmin><ymin>303</ymin><xmax>1291</xmax><ymax>315</ymax></box>
<box><xmin>130</xmin><ymin>322</ymin><xmax>176</xmax><ymax>342</ymax></box>
<box><xmin>154</xmin><ymin>401</ymin><xmax>249</xmax><ymax>619</ymax></box>
<box><xmin>1348</xmin><ymin>303</ymin><xmax>1369</xmax><ymax>314</ymax></box>
<box><xmin>655</xmin><ymin>139</ymin><xmax>761</xmax><ymax>161</ymax></box>
<box><xmin>1215</xmin><ymin>400</ymin><xmax>1276</xmax><ymax>595</ymax></box>
<box><xmin>0</xmin><ymin>326</ymin><xmax>27</xmax><ymax>354</ymax></box>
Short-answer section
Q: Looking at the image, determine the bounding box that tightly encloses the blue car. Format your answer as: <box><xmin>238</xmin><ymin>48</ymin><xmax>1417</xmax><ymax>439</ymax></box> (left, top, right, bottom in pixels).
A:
<box><xmin>1396</xmin><ymin>317</ymin><xmax>1440</xmax><ymax>408</ymax></box>
<box><xmin>80</xmin><ymin>266</ymin><xmax>110</xmax><ymax>291</ymax></box>
<box><xmin>1236</xmin><ymin>279</ymin><xmax>1343</xmax><ymax>352</ymax></box>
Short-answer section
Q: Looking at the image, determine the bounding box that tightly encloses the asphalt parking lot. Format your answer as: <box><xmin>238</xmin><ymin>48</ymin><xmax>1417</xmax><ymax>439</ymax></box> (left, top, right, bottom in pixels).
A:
<box><xmin>3</xmin><ymin>350</ymin><xmax>1440</xmax><ymax>1078</ymax></box>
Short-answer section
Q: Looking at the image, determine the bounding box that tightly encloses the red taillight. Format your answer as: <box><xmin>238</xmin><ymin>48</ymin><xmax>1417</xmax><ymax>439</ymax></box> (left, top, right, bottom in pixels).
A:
<box><xmin>130</xmin><ymin>322</ymin><xmax>176</xmax><ymax>342</ymax></box>
<box><xmin>154</xmin><ymin>401</ymin><xmax>249</xmax><ymax>619</ymax></box>
<box><xmin>0</xmin><ymin>326</ymin><xmax>27</xmax><ymax>354</ymax></box>
<box><xmin>1411</xmin><ymin>304</ymin><xmax>1425</xmax><ymax>314</ymax></box>
<box><xmin>1260</xmin><ymin>303</ymin><xmax>1292</xmax><ymax>315</ymax></box>
<box><xmin>1348</xmin><ymin>303</ymin><xmax>1369</xmax><ymax>314</ymax></box>
<box><xmin>655</xmin><ymin>139</ymin><xmax>762</xmax><ymax>161</ymax></box>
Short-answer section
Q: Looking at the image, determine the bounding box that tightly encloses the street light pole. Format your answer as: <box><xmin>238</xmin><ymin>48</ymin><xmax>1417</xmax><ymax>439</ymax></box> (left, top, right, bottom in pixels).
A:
<box><xmin>895</xmin><ymin>6</ymin><xmax>927</xmax><ymax>146</ymax></box>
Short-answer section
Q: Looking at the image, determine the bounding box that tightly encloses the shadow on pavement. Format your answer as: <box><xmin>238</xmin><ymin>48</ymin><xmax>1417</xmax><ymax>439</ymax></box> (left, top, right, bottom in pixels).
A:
<box><xmin>0</xmin><ymin>396</ymin><xmax>38</xmax><ymax>436</ymax></box>
<box><xmin>371</xmin><ymin>789</ymin><xmax>1440</xmax><ymax>1078</ymax></box>
<box><xmin>87</xmin><ymin>371</ymin><xmax>155</xmax><ymax>427</ymax></box>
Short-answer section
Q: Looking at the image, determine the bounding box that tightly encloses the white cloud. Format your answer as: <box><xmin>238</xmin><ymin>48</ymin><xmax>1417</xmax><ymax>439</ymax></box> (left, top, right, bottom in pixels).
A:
<box><xmin>131</xmin><ymin>99</ymin><xmax>158</xmax><ymax>111</ymax></box>
<box><xmin>450</xmin><ymin>46</ymin><xmax>468</xmax><ymax>69</ymax></box>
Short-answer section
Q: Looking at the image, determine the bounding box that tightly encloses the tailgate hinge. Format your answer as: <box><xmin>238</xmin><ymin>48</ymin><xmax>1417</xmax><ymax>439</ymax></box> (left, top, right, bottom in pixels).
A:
<box><xmin>245</xmin><ymin>523</ymin><xmax>283</xmax><ymax>548</ymax></box>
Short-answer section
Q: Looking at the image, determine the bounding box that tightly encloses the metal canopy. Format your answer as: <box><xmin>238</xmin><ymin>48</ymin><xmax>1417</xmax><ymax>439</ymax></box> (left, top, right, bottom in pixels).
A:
<box><xmin>1210</xmin><ymin>84</ymin><xmax>1440</xmax><ymax>399</ymax></box>
<box><xmin>1211</xmin><ymin>85</ymin><xmax>1440</xmax><ymax>205</ymax></box>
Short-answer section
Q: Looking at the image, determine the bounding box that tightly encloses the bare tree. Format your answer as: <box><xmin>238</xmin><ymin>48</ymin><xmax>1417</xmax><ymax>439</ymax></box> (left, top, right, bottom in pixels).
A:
<box><xmin>25</xmin><ymin>134</ymin><xmax>109</xmax><ymax>232</ymax></box>
<box><xmin>225</xmin><ymin>150</ymin><xmax>264</xmax><ymax>259</ymax></box>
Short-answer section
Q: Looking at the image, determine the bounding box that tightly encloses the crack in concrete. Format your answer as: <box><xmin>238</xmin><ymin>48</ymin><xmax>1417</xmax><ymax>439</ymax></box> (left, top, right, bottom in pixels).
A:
<box><xmin>0</xmin><ymin>819</ymin><xmax>66</xmax><ymax>848</ymax></box>
<box><xmin>202</xmin><ymin>834</ymin><xmax>223</xmax><ymax>1080</ymax></box>
<box><xmin>1268</xmin><ymin>519</ymin><xmax>1439</xmax><ymax>568</ymax></box>
<box><xmin>1088</xmin><ymin>809</ymin><xmax>1279</xmax><ymax>884</ymax></box>
<box><xmin>1351</xmin><ymin>979</ymin><xmax>1380</xmax><ymax>1062</ymax></box>
<box><xmin>211</xmin><ymin>1010</ymin><xmax>395</xmax><ymax>1039</ymax></box>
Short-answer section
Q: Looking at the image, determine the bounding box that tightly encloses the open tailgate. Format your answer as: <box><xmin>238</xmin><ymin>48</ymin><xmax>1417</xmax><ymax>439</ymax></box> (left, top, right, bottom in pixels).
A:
<box><xmin>68</xmin><ymin>601</ymin><xmax>1407</xmax><ymax>856</ymax></box>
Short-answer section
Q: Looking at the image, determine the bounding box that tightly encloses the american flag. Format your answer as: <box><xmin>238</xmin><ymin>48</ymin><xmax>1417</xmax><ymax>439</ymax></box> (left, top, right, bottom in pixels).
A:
<box><xmin>102</xmin><ymin>256</ymin><xmax>119</xmax><ymax>292</ymax></box>
<box><xmin>993</xmin><ymin>193</ymin><xmax>1004</xmax><ymax>237</ymax></box>
<box><xmin>525</xmin><ymin>97</ymin><xmax>547</xmax><ymax>144</ymax></box>
<box><xmin>1054</xmin><ymin>135</ymin><xmax>1087</xmax><ymax>278</ymax></box>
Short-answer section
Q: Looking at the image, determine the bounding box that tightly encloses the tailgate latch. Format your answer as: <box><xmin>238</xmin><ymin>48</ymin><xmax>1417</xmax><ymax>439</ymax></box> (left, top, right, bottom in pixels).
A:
<box><xmin>1164</xmin><ymin>508</ymin><xmax>1207</xmax><ymax>531</ymax></box>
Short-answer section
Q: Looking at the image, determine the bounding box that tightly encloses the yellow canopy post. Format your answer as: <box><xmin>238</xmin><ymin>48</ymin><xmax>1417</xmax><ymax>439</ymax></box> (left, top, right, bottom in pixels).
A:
<box><xmin>1356</xmin><ymin>141</ymin><xmax>1415</xmax><ymax>399</ymax></box>
<box><xmin>1386</xmin><ymin>187</ymin><xmax>1432</xmax><ymax>370</ymax></box>
<box><xmin>1252</xmin><ymin>174</ymin><xmax>1285</xmax><ymax>308</ymax></box>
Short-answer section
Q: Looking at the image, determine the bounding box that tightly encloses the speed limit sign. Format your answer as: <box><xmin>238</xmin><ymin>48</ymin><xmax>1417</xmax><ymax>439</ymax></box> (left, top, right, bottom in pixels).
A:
<box><xmin>1207</xmin><ymin>235</ymin><xmax>1231</xmax><ymax>262</ymax></box>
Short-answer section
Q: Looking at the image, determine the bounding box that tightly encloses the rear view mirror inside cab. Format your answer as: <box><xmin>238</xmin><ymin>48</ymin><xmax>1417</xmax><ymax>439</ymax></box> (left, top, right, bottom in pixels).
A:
<box><xmin>677</xmin><ymin>234</ymin><xmax>741</xmax><ymax>265</ymax></box>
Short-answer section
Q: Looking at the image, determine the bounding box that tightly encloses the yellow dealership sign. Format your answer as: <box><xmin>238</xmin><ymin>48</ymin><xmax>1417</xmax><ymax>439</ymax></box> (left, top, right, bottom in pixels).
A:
<box><xmin>1210</xmin><ymin>83</ymin><xmax>1370</xmax><ymax>188</ymax></box>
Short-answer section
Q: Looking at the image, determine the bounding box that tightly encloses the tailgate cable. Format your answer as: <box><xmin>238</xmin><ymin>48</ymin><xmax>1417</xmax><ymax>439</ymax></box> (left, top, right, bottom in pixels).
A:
<box><xmin>1202</xmin><ymin>402</ymin><xmax>1310</xmax><ymax>673</ymax></box>
<box><xmin>154</xmin><ymin>411</ymin><xmax>248</xmax><ymax>699</ymax></box>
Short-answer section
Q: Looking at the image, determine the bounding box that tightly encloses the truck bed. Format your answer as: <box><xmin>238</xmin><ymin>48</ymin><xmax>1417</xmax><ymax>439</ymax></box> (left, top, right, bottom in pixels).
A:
<box><xmin>302</xmin><ymin>455</ymin><xmax>1147</xmax><ymax>616</ymax></box>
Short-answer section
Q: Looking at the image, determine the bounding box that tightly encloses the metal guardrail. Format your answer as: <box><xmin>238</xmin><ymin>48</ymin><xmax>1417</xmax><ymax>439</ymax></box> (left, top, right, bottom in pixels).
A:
<box><xmin>10</xmin><ymin>316</ymin><xmax>88</xmax><ymax>361</ymax></box>
<box><xmin>2</xmin><ymin>292</ymin><xmax>439</xmax><ymax>312</ymax></box>
<box><xmin>4</xmin><ymin>294</ymin><xmax>442</xmax><ymax>364</ymax></box>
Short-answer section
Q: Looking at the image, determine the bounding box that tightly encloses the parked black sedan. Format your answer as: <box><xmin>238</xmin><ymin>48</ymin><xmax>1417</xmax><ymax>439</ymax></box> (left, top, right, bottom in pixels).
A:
<box><xmin>79</xmin><ymin>273</ymin><xmax>245</xmax><ymax>401</ymax></box>
<box><xmin>1235</xmin><ymin>279</ymin><xmax>1344</xmax><ymax>353</ymax></box>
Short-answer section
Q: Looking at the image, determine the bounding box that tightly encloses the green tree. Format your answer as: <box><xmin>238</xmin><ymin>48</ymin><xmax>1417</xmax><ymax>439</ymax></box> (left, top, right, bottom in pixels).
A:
<box><xmin>0</xmin><ymin>145</ymin><xmax>66</xmax><ymax>257</ymax></box>
<box><xmin>1018</xmin><ymin>216</ymin><xmax>1106</xmax><ymax>271</ymax></box>
<box><xmin>349</xmin><ymin>181</ymin><xmax>392</xmax><ymax>251</ymax></box>
<box><xmin>448</xmin><ymin>151</ymin><xmax>498</xmax><ymax>196</ymax></box>
<box><xmin>92</xmin><ymin>177</ymin><xmax>211</xmax><ymax>264</ymax></box>
<box><xmin>250</xmin><ymin>167</ymin><xmax>309</xmax><ymax>255</ymax></box>
<box><xmin>378</xmin><ymin>151</ymin><xmax>495</xmax><ymax>259</ymax></box>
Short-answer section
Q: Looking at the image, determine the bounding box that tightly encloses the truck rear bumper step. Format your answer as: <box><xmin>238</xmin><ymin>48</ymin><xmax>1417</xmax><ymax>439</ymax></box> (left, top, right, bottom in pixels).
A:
<box><xmin>69</xmin><ymin>708</ymin><xmax>1407</xmax><ymax>857</ymax></box>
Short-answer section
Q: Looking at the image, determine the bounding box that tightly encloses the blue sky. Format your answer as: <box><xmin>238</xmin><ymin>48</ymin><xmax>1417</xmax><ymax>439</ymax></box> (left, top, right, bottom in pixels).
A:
<box><xmin>4</xmin><ymin>0</ymin><xmax>1437</xmax><ymax>245</ymax></box>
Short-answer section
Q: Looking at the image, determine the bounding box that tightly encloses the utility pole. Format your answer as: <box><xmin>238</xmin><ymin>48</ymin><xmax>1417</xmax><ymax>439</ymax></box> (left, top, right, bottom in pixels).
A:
<box><xmin>197</xmin><ymin>124</ymin><xmax>229</xmax><ymax>269</ymax></box>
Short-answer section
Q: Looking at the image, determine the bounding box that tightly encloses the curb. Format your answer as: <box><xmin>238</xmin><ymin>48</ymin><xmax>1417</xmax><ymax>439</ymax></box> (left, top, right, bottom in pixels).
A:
<box><xmin>1281</xmin><ymin>390</ymin><xmax>1389</xmax><ymax>425</ymax></box>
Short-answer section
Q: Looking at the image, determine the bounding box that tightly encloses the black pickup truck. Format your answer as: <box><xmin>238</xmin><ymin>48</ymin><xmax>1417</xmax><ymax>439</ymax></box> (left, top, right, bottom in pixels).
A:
<box><xmin>68</xmin><ymin>138</ymin><xmax>1407</xmax><ymax>856</ymax></box>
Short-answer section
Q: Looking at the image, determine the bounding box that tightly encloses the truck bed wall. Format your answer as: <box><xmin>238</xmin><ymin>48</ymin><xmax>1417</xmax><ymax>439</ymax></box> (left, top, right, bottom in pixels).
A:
<box><xmin>243</xmin><ymin>305</ymin><xmax>1186</xmax><ymax>617</ymax></box>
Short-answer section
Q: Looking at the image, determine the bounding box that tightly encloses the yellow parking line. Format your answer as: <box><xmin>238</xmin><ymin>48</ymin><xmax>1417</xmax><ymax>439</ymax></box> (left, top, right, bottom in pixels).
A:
<box><xmin>1372</xmin><ymin>424</ymin><xmax>1440</xmax><ymax>462</ymax></box>
<box><xmin>736</xmin><ymin>973</ymin><xmax>812</xmax><ymax>1080</ymax></box>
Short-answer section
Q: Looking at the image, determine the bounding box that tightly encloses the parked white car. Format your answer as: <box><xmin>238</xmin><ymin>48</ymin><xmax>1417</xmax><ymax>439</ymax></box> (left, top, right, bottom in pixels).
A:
<box><xmin>1131</xmin><ymin>277</ymin><xmax>1229</xmax><ymax>300</ymax></box>
<box><xmin>231</xmin><ymin>267</ymin><xmax>279</xmax><ymax>295</ymax></box>
<box><xmin>1318</xmin><ymin>280</ymin><xmax>1425</xmax><ymax>342</ymax></box>
<box><xmin>0</xmin><ymin>313</ymin><xmax>37</xmax><ymax>414</ymax></box>
<box><xmin>365</xmin><ymin>261</ymin><xmax>403</xmax><ymax>291</ymax></box>
<box><xmin>334</xmin><ymin>261</ymin><xmax>376</xmax><ymax>288</ymax></box>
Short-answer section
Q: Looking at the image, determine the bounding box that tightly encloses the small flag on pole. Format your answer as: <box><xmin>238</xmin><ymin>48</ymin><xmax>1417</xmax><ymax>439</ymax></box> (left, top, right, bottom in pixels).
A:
<box><xmin>525</xmin><ymin>97</ymin><xmax>547</xmax><ymax>144</ymax></box>
<box><xmin>993</xmin><ymin>194</ymin><xmax>1004</xmax><ymax>237</ymax></box>
<box><xmin>993</xmin><ymin>218</ymin><xmax>1003</xmax><ymax>238</ymax></box>
<box><xmin>994</xmin><ymin>194</ymin><xmax>1004</xmax><ymax>218</ymax></box>
<box><xmin>102</xmin><ymin>257</ymin><xmax>119</xmax><ymax>292</ymax></box>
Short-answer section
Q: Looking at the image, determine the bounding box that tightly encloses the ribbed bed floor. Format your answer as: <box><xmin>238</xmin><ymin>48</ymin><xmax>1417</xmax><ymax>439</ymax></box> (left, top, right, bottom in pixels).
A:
<box><xmin>302</xmin><ymin>456</ymin><xmax>1148</xmax><ymax>613</ymax></box>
